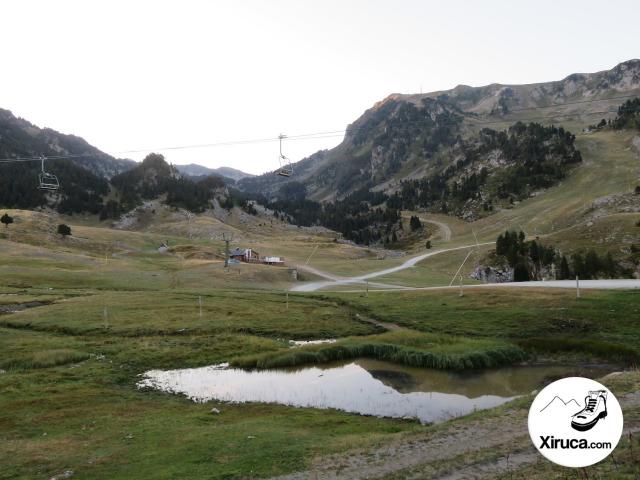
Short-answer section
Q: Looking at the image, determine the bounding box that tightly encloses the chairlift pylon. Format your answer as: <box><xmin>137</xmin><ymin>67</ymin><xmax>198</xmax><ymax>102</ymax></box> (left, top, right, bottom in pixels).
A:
<box><xmin>38</xmin><ymin>156</ymin><xmax>60</xmax><ymax>191</ymax></box>
<box><xmin>275</xmin><ymin>134</ymin><xmax>293</xmax><ymax>177</ymax></box>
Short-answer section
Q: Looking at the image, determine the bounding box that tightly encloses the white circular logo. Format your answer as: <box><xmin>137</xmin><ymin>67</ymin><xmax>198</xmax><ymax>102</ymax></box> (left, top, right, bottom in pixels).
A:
<box><xmin>528</xmin><ymin>377</ymin><xmax>623</xmax><ymax>467</ymax></box>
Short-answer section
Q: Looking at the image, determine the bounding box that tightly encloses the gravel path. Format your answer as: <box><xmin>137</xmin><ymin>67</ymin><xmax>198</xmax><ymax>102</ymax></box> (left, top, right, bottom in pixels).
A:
<box><xmin>271</xmin><ymin>391</ymin><xmax>640</xmax><ymax>480</ymax></box>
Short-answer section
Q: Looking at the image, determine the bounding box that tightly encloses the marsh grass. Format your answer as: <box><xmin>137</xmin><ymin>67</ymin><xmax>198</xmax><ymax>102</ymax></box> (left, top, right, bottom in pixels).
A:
<box><xmin>1</xmin><ymin>348</ymin><xmax>90</xmax><ymax>370</ymax></box>
<box><xmin>331</xmin><ymin>289</ymin><xmax>640</xmax><ymax>354</ymax></box>
<box><xmin>517</xmin><ymin>337</ymin><xmax>640</xmax><ymax>364</ymax></box>
<box><xmin>0</xmin><ymin>327</ymin><xmax>418</xmax><ymax>480</ymax></box>
<box><xmin>232</xmin><ymin>330</ymin><xmax>527</xmax><ymax>370</ymax></box>
<box><xmin>0</xmin><ymin>290</ymin><xmax>380</xmax><ymax>339</ymax></box>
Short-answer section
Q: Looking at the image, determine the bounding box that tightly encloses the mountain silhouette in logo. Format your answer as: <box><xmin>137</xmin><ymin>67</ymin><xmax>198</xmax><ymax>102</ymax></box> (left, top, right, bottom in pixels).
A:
<box><xmin>540</xmin><ymin>396</ymin><xmax>581</xmax><ymax>413</ymax></box>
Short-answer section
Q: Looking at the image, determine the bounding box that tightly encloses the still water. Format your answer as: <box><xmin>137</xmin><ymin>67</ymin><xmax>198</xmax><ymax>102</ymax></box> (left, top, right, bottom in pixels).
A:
<box><xmin>138</xmin><ymin>359</ymin><xmax>615</xmax><ymax>424</ymax></box>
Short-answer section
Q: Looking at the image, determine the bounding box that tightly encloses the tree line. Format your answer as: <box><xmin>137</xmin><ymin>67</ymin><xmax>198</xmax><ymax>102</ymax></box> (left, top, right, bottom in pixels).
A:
<box><xmin>260</xmin><ymin>183</ymin><xmax>401</xmax><ymax>245</ymax></box>
<box><xmin>387</xmin><ymin>122</ymin><xmax>582</xmax><ymax>217</ymax></box>
<box><xmin>0</xmin><ymin>160</ymin><xmax>109</xmax><ymax>214</ymax></box>
<box><xmin>495</xmin><ymin>230</ymin><xmax>629</xmax><ymax>281</ymax></box>
<box><xmin>612</xmin><ymin>98</ymin><xmax>640</xmax><ymax>131</ymax></box>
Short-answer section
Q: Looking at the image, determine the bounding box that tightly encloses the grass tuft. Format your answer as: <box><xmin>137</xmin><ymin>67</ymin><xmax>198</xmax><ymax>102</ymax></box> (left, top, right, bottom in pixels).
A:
<box><xmin>231</xmin><ymin>331</ymin><xmax>527</xmax><ymax>370</ymax></box>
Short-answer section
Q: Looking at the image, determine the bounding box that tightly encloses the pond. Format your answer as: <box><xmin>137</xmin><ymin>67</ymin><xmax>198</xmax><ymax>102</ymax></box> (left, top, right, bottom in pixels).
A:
<box><xmin>138</xmin><ymin>359</ymin><xmax>617</xmax><ymax>424</ymax></box>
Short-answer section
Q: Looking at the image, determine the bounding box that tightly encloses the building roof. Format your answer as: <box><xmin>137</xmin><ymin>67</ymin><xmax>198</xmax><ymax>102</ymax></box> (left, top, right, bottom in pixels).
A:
<box><xmin>229</xmin><ymin>248</ymin><xmax>246</xmax><ymax>256</ymax></box>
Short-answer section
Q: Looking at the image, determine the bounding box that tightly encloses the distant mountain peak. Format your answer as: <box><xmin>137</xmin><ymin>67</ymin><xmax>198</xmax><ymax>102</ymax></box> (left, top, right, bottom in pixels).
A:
<box><xmin>175</xmin><ymin>164</ymin><xmax>253</xmax><ymax>181</ymax></box>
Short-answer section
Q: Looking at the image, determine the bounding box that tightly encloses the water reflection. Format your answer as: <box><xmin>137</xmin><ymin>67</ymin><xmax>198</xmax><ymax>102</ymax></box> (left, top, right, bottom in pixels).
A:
<box><xmin>138</xmin><ymin>359</ymin><xmax>615</xmax><ymax>424</ymax></box>
<box><xmin>358</xmin><ymin>360</ymin><xmax>615</xmax><ymax>397</ymax></box>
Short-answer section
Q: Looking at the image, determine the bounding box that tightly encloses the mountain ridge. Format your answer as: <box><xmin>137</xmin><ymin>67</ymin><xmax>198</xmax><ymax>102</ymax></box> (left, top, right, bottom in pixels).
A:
<box><xmin>238</xmin><ymin>59</ymin><xmax>640</xmax><ymax>203</ymax></box>
<box><xmin>0</xmin><ymin>108</ymin><xmax>136</xmax><ymax>178</ymax></box>
<box><xmin>1</xmin><ymin>61</ymin><xmax>638</xmax><ymax>251</ymax></box>
<box><xmin>387</xmin><ymin>59</ymin><xmax>640</xmax><ymax>113</ymax></box>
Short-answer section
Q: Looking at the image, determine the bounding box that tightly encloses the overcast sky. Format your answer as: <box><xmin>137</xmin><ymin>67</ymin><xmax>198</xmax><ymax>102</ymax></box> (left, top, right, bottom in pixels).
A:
<box><xmin>1</xmin><ymin>0</ymin><xmax>638</xmax><ymax>175</ymax></box>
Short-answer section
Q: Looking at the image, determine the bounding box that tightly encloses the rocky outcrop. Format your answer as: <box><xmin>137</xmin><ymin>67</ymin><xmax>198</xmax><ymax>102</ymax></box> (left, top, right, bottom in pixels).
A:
<box><xmin>584</xmin><ymin>192</ymin><xmax>640</xmax><ymax>219</ymax></box>
<box><xmin>470</xmin><ymin>265</ymin><xmax>513</xmax><ymax>283</ymax></box>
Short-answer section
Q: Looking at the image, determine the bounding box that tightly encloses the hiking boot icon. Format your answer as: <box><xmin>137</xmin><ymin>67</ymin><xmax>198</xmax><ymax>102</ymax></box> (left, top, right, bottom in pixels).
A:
<box><xmin>571</xmin><ymin>390</ymin><xmax>607</xmax><ymax>432</ymax></box>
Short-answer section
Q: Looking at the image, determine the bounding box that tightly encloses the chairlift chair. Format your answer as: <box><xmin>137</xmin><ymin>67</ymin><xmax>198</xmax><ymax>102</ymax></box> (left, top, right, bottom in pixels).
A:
<box><xmin>38</xmin><ymin>156</ymin><xmax>60</xmax><ymax>191</ymax></box>
<box><xmin>275</xmin><ymin>134</ymin><xmax>293</xmax><ymax>177</ymax></box>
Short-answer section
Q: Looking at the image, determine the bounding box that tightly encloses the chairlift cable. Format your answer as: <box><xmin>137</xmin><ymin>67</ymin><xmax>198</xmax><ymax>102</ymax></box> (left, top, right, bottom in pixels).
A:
<box><xmin>0</xmin><ymin>93</ymin><xmax>635</xmax><ymax>164</ymax></box>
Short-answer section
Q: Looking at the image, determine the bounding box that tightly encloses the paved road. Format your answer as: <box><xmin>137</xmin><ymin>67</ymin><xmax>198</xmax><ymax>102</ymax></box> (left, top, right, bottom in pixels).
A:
<box><xmin>296</xmin><ymin>264</ymin><xmax>408</xmax><ymax>291</ymax></box>
<box><xmin>292</xmin><ymin>243</ymin><xmax>492</xmax><ymax>292</ymax></box>
<box><xmin>335</xmin><ymin>278</ymin><xmax>640</xmax><ymax>293</ymax></box>
<box><xmin>482</xmin><ymin>279</ymin><xmax>640</xmax><ymax>290</ymax></box>
<box><xmin>293</xmin><ymin>243</ymin><xmax>640</xmax><ymax>293</ymax></box>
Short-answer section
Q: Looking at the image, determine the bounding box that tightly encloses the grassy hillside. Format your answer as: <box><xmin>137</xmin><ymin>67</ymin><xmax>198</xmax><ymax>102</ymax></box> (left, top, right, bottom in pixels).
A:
<box><xmin>367</xmin><ymin>129</ymin><xmax>639</xmax><ymax>286</ymax></box>
<box><xmin>471</xmin><ymin>130</ymin><xmax>639</xmax><ymax>240</ymax></box>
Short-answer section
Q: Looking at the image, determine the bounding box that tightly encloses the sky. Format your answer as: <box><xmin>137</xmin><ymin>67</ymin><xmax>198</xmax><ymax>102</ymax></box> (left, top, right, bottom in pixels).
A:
<box><xmin>1</xmin><ymin>0</ymin><xmax>638</xmax><ymax>175</ymax></box>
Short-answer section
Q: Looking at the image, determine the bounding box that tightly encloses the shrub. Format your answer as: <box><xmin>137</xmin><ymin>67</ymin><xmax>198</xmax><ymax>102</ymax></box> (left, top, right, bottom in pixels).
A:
<box><xmin>1</xmin><ymin>213</ymin><xmax>13</xmax><ymax>228</ymax></box>
<box><xmin>57</xmin><ymin>224</ymin><xmax>72</xmax><ymax>237</ymax></box>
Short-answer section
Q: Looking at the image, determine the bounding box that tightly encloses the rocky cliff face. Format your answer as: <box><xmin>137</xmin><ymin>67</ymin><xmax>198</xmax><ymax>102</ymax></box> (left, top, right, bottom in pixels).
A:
<box><xmin>396</xmin><ymin>59</ymin><xmax>640</xmax><ymax>115</ymax></box>
<box><xmin>470</xmin><ymin>265</ymin><xmax>514</xmax><ymax>283</ymax></box>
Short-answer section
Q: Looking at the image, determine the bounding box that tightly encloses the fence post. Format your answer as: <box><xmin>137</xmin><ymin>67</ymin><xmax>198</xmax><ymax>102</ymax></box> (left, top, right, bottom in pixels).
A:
<box><xmin>576</xmin><ymin>275</ymin><xmax>580</xmax><ymax>299</ymax></box>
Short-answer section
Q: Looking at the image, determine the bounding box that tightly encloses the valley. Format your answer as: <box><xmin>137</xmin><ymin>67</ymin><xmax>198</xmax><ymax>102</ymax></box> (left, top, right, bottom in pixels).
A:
<box><xmin>1</xmin><ymin>59</ymin><xmax>640</xmax><ymax>480</ymax></box>
<box><xmin>1</xmin><ymin>206</ymin><xmax>639</xmax><ymax>478</ymax></box>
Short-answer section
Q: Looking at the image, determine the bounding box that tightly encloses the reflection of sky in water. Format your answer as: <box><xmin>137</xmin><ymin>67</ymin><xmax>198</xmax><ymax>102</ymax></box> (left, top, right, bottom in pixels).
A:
<box><xmin>139</xmin><ymin>362</ymin><xmax>519</xmax><ymax>424</ymax></box>
<box><xmin>138</xmin><ymin>361</ymin><xmax>615</xmax><ymax>424</ymax></box>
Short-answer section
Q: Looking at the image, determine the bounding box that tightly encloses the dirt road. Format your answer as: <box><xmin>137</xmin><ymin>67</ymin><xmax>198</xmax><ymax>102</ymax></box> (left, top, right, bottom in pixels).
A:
<box><xmin>272</xmin><ymin>389</ymin><xmax>640</xmax><ymax>480</ymax></box>
<box><xmin>294</xmin><ymin>249</ymin><xmax>640</xmax><ymax>293</ymax></box>
<box><xmin>420</xmin><ymin>218</ymin><xmax>452</xmax><ymax>242</ymax></box>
